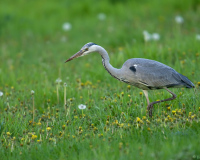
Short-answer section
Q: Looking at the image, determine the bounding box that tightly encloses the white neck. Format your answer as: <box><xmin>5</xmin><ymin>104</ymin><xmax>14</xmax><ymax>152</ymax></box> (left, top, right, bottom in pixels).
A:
<box><xmin>95</xmin><ymin>45</ymin><xmax>122</xmax><ymax>81</ymax></box>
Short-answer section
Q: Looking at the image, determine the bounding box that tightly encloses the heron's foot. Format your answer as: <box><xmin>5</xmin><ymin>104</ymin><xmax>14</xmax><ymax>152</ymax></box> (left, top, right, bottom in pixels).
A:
<box><xmin>147</xmin><ymin>104</ymin><xmax>154</xmax><ymax>117</ymax></box>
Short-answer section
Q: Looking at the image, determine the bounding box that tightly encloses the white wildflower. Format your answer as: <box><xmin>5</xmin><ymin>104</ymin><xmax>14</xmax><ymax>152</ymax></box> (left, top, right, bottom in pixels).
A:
<box><xmin>152</xmin><ymin>33</ymin><xmax>160</xmax><ymax>41</ymax></box>
<box><xmin>56</xmin><ymin>78</ymin><xmax>62</xmax><ymax>84</ymax></box>
<box><xmin>98</xmin><ymin>13</ymin><xmax>106</xmax><ymax>21</ymax></box>
<box><xmin>0</xmin><ymin>91</ymin><xmax>3</xmax><ymax>97</ymax></box>
<box><xmin>78</xmin><ymin>104</ymin><xmax>86</xmax><ymax>110</ymax></box>
<box><xmin>31</xmin><ymin>90</ymin><xmax>34</xmax><ymax>95</ymax></box>
<box><xmin>175</xmin><ymin>15</ymin><xmax>184</xmax><ymax>24</ymax></box>
<box><xmin>196</xmin><ymin>34</ymin><xmax>200</xmax><ymax>40</ymax></box>
<box><xmin>143</xmin><ymin>30</ymin><xmax>152</xmax><ymax>42</ymax></box>
<box><xmin>62</xmin><ymin>22</ymin><xmax>72</xmax><ymax>31</ymax></box>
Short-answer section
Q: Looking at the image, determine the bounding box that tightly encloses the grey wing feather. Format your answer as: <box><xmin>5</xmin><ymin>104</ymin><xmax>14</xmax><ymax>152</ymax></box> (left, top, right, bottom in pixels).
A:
<box><xmin>121</xmin><ymin>58</ymin><xmax>194</xmax><ymax>89</ymax></box>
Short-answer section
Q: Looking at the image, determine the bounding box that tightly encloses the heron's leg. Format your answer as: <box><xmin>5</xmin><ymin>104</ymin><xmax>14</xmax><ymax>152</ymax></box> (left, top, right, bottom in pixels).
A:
<box><xmin>147</xmin><ymin>87</ymin><xmax>177</xmax><ymax>117</ymax></box>
<box><xmin>142</xmin><ymin>90</ymin><xmax>150</xmax><ymax>105</ymax></box>
<box><xmin>142</xmin><ymin>90</ymin><xmax>153</xmax><ymax>117</ymax></box>
<box><xmin>149</xmin><ymin>87</ymin><xmax>177</xmax><ymax>106</ymax></box>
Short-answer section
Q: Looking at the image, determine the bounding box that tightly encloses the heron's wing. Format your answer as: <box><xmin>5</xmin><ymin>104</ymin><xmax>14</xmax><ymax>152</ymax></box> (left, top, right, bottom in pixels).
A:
<box><xmin>123</xmin><ymin>58</ymin><xmax>194</xmax><ymax>89</ymax></box>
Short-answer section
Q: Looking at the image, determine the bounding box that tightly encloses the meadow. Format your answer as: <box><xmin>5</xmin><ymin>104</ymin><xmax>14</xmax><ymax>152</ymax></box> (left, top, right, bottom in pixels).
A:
<box><xmin>0</xmin><ymin>0</ymin><xmax>200</xmax><ymax>159</ymax></box>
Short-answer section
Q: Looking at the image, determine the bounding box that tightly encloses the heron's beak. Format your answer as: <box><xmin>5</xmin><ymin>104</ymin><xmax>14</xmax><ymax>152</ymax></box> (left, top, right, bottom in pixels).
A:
<box><xmin>65</xmin><ymin>50</ymin><xmax>84</xmax><ymax>63</ymax></box>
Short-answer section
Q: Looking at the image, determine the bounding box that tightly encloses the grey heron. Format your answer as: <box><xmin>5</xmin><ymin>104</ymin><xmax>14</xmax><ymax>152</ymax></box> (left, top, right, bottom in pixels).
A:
<box><xmin>65</xmin><ymin>42</ymin><xmax>195</xmax><ymax>117</ymax></box>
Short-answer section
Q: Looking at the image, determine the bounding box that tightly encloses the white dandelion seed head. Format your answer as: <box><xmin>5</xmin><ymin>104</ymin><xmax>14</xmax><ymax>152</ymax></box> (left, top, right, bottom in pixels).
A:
<box><xmin>98</xmin><ymin>13</ymin><xmax>106</xmax><ymax>21</ymax></box>
<box><xmin>31</xmin><ymin>90</ymin><xmax>34</xmax><ymax>95</ymax></box>
<box><xmin>62</xmin><ymin>22</ymin><xmax>72</xmax><ymax>31</ymax></box>
<box><xmin>78</xmin><ymin>104</ymin><xmax>86</xmax><ymax>110</ymax></box>
<box><xmin>143</xmin><ymin>30</ymin><xmax>151</xmax><ymax>42</ymax></box>
<box><xmin>196</xmin><ymin>34</ymin><xmax>200</xmax><ymax>40</ymax></box>
<box><xmin>64</xmin><ymin>82</ymin><xmax>67</xmax><ymax>87</ymax></box>
<box><xmin>56</xmin><ymin>78</ymin><xmax>62</xmax><ymax>84</ymax></box>
<box><xmin>175</xmin><ymin>15</ymin><xmax>184</xmax><ymax>24</ymax></box>
<box><xmin>152</xmin><ymin>33</ymin><xmax>160</xmax><ymax>41</ymax></box>
<box><xmin>0</xmin><ymin>91</ymin><xmax>3</xmax><ymax>97</ymax></box>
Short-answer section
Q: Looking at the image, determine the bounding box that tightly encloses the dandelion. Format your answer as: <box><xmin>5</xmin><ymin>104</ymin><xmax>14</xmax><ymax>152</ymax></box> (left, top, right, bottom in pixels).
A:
<box><xmin>64</xmin><ymin>82</ymin><xmax>67</xmax><ymax>111</ymax></box>
<box><xmin>167</xmin><ymin>107</ymin><xmax>171</xmax><ymax>111</ymax></box>
<box><xmin>143</xmin><ymin>30</ymin><xmax>151</xmax><ymax>42</ymax></box>
<box><xmin>151</xmin><ymin>33</ymin><xmax>160</xmax><ymax>41</ymax></box>
<box><xmin>6</xmin><ymin>132</ymin><xmax>11</xmax><ymax>136</ymax></box>
<box><xmin>78</xmin><ymin>104</ymin><xmax>86</xmax><ymax>116</ymax></box>
<box><xmin>31</xmin><ymin>90</ymin><xmax>34</xmax><ymax>95</ymax></box>
<box><xmin>31</xmin><ymin>135</ymin><xmax>37</xmax><ymax>140</ymax></box>
<box><xmin>175</xmin><ymin>15</ymin><xmax>184</xmax><ymax>24</ymax></box>
<box><xmin>31</xmin><ymin>90</ymin><xmax>35</xmax><ymax>123</ymax></box>
<box><xmin>46</xmin><ymin>127</ymin><xmax>51</xmax><ymax>132</ymax></box>
<box><xmin>78</xmin><ymin>104</ymin><xmax>86</xmax><ymax>110</ymax></box>
<box><xmin>62</xmin><ymin>22</ymin><xmax>72</xmax><ymax>31</ymax></box>
<box><xmin>37</xmin><ymin>140</ymin><xmax>42</xmax><ymax>143</ymax></box>
<box><xmin>196</xmin><ymin>34</ymin><xmax>200</xmax><ymax>40</ymax></box>
<box><xmin>136</xmin><ymin>117</ymin><xmax>141</xmax><ymax>122</ymax></box>
<box><xmin>0</xmin><ymin>91</ymin><xmax>3</xmax><ymax>96</ymax></box>
<box><xmin>172</xmin><ymin>110</ymin><xmax>176</xmax><ymax>115</ymax></box>
<box><xmin>143</xmin><ymin>31</ymin><xmax>160</xmax><ymax>42</ymax></box>
<box><xmin>98</xmin><ymin>13</ymin><xmax>106</xmax><ymax>21</ymax></box>
<box><xmin>62</xmin><ymin>125</ymin><xmax>66</xmax><ymax>130</ymax></box>
<box><xmin>56</xmin><ymin>78</ymin><xmax>62</xmax><ymax>104</ymax></box>
<box><xmin>55</xmin><ymin>78</ymin><xmax>62</xmax><ymax>84</ymax></box>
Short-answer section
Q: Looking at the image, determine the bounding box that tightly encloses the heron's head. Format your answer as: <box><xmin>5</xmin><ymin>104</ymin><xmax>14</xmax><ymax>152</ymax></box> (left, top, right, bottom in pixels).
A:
<box><xmin>65</xmin><ymin>42</ymin><xmax>97</xmax><ymax>62</ymax></box>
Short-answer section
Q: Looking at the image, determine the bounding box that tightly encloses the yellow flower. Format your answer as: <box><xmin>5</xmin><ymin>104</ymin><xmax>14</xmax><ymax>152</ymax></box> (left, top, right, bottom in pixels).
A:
<box><xmin>139</xmin><ymin>92</ymin><xmax>143</xmax><ymax>95</ymax></box>
<box><xmin>142</xmin><ymin>116</ymin><xmax>146</xmax><ymax>120</ymax></box>
<box><xmin>46</xmin><ymin>127</ymin><xmax>51</xmax><ymax>132</ymax></box>
<box><xmin>136</xmin><ymin>117</ymin><xmax>141</xmax><ymax>122</ymax></box>
<box><xmin>147</xmin><ymin>127</ymin><xmax>151</xmax><ymax>131</ymax></box>
<box><xmin>191</xmin><ymin>116</ymin><xmax>195</xmax><ymax>119</ymax></box>
<box><xmin>12</xmin><ymin>137</ymin><xmax>16</xmax><ymax>141</ymax></box>
<box><xmin>72</xmin><ymin>135</ymin><xmax>76</xmax><ymax>139</ymax></box>
<box><xmin>146</xmin><ymin>120</ymin><xmax>151</xmax><ymax>124</ymax></box>
<box><xmin>37</xmin><ymin>122</ymin><xmax>42</xmax><ymax>126</ymax></box>
<box><xmin>28</xmin><ymin>132</ymin><xmax>32</xmax><ymax>137</ymax></box>
<box><xmin>31</xmin><ymin>135</ymin><xmax>37</xmax><ymax>140</ymax></box>
<box><xmin>37</xmin><ymin>140</ymin><xmax>42</xmax><ymax>143</ymax></box>
<box><xmin>172</xmin><ymin>110</ymin><xmax>176</xmax><ymax>115</ymax></box>
<box><xmin>167</xmin><ymin>107</ymin><xmax>171</xmax><ymax>111</ymax></box>
<box><xmin>62</xmin><ymin>125</ymin><xmax>66</xmax><ymax>130</ymax></box>
<box><xmin>106</xmin><ymin>121</ymin><xmax>109</xmax><ymax>125</ymax></box>
<box><xmin>6</xmin><ymin>132</ymin><xmax>11</xmax><ymax>136</ymax></box>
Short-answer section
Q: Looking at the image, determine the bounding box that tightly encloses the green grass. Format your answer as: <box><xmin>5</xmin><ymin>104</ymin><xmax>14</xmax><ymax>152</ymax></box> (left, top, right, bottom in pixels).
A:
<box><xmin>0</xmin><ymin>0</ymin><xmax>200</xmax><ymax>159</ymax></box>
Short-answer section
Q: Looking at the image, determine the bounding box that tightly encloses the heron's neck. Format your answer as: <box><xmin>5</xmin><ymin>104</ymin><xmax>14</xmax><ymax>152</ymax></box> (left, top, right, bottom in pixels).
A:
<box><xmin>96</xmin><ymin>46</ymin><xmax>122</xmax><ymax>81</ymax></box>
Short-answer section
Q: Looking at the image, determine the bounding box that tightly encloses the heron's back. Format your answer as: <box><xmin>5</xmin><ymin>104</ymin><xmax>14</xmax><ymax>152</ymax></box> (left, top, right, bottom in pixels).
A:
<box><xmin>121</xmin><ymin>58</ymin><xmax>194</xmax><ymax>90</ymax></box>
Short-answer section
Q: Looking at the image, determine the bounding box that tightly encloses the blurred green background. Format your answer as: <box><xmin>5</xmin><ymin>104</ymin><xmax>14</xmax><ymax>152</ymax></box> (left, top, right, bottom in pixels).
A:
<box><xmin>0</xmin><ymin>0</ymin><xmax>200</xmax><ymax>159</ymax></box>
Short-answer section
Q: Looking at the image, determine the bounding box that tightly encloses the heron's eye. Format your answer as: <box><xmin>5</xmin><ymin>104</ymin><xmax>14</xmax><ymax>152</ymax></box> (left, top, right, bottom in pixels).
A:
<box><xmin>85</xmin><ymin>48</ymin><xmax>88</xmax><ymax>51</ymax></box>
